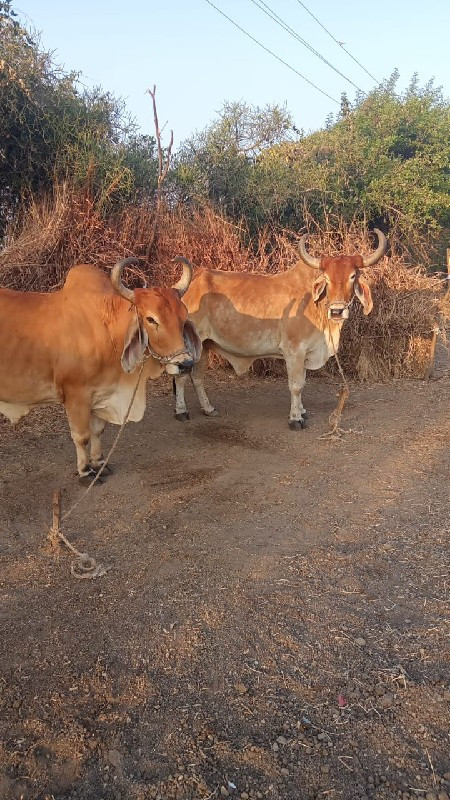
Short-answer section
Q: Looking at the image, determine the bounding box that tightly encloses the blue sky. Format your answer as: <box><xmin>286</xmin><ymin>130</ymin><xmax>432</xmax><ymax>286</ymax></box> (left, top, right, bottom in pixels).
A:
<box><xmin>16</xmin><ymin>0</ymin><xmax>450</xmax><ymax>149</ymax></box>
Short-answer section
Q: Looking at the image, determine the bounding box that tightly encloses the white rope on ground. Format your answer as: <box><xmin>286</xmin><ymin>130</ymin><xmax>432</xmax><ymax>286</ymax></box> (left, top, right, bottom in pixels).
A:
<box><xmin>48</xmin><ymin>360</ymin><xmax>146</xmax><ymax>578</ymax></box>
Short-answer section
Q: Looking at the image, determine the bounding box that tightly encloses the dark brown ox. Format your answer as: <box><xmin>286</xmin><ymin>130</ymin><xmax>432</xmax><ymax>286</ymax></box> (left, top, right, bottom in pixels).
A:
<box><xmin>173</xmin><ymin>230</ymin><xmax>387</xmax><ymax>429</ymax></box>
<box><xmin>0</xmin><ymin>257</ymin><xmax>201</xmax><ymax>482</ymax></box>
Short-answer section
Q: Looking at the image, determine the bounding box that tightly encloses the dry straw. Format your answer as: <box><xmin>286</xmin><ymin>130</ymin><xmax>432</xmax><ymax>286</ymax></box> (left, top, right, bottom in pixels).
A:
<box><xmin>0</xmin><ymin>185</ymin><xmax>447</xmax><ymax>381</ymax></box>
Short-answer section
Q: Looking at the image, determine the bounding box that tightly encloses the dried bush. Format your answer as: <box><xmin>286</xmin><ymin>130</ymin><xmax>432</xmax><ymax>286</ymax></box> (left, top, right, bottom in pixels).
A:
<box><xmin>0</xmin><ymin>185</ymin><xmax>446</xmax><ymax>381</ymax></box>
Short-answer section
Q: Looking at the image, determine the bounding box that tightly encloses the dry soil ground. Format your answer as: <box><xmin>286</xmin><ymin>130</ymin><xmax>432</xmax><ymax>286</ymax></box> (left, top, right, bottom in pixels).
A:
<box><xmin>0</xmin><ymin>369</ymin><xmax>449</xmax><ymax>800</ymax></box>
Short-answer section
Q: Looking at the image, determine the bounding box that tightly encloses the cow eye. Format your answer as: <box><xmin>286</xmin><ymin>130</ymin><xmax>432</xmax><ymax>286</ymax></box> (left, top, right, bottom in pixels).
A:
<box><xmin>350</xmin><ymin>273</ymin><xmax>356</xmax><ymax>281</ymax></box>
<box><xmin>146</xmin><ymin>316</ymin><xmax>158</xmax><ymax>325</ymax></box>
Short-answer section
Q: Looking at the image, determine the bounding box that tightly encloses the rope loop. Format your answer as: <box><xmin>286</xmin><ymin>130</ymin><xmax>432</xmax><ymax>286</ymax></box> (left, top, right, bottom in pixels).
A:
<box><xmin>70</xmin><ymin>555</ymin><xmax>108</xmax><ymax>579</ymax></box>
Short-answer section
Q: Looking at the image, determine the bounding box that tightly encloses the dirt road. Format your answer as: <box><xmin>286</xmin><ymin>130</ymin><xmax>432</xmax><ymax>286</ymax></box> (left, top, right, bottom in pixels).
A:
<box><xmin>0</xmin><ymin>371</ymin><xmax>449</xmax><ymax>800</ymax></box>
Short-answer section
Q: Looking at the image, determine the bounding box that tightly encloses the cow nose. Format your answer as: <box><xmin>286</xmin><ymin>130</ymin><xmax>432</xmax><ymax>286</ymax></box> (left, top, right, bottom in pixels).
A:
<box><xmin>178</xmin><ymin>359</ymin><xmax>194</xmax><ymax>373</ymax></box>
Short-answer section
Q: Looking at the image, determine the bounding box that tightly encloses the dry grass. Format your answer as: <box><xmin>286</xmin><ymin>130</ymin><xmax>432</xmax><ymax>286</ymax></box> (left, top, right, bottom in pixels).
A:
<box><xmin>0</xmin><ymin>185</ymin><xmax>447</xmax><ymax>381</ymax></box>
<box><xmin>0</xmin><ymin>185</ymin><xmax>254</xmax><ymax>289</ymax></box>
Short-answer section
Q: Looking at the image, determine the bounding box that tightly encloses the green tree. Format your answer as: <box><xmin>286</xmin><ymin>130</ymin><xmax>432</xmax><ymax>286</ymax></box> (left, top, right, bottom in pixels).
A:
<box><xmin>173</xmin><ymin>75</ymin><xmax>449</xmax><ymax>262</ymax></box>
<box><xmin>254</xmin><ymin>73</ymin><xmax>450</xmax><ymax>260</ymax></box>
<box><xmin>173</xmin><ymin>101</ymin><xmax>295</xmax><ymax>220</ymax></box>
<box><xmin>0</xmin><ymin>2</ymin><xmax>158</xmax><ymax>235</ymax></box>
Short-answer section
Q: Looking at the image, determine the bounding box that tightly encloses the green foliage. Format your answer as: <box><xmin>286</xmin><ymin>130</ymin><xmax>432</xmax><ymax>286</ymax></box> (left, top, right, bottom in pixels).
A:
<box><xmin>174</xmin><ymin>75</ymin><xmax>450</xmax><ymax>262</ymax></box>
<box><xmin>173</xmin><ymin>101</ymin><xmax>295</xmax><ymax>218</ymax></box>
<box><xmin>0</xmin><ymin>4</ymin><xmax>158</xmax><ymax>236</ymax></box>
<box><xmin>2</xmin><ymin>0</ymin><xmax>448</xmax><ymax>266</ymax></box>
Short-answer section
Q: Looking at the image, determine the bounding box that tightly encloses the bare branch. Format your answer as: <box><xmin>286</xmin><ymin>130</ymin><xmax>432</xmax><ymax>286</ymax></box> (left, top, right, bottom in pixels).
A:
<box><xmin>146</xmin><ymin>85</ymin><xmax>174</xmax><ymax>261</ymax></box>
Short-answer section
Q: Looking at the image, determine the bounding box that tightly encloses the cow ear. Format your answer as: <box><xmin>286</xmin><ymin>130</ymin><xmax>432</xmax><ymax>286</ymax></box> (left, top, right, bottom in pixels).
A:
<box><xmin>312</xmin><ymin>274</ymin><xmax>327</xmax><ymax>303</ymax></box>
<box><xmin>121</xmin><ymin>315</ymin><xmax>149</xmax><ymax>373</ymax></box>
<box><xmin>183</xmin><ymin>320</ymin><xmax>202</xmax><ymax>363</ymax></box>
<box><xmin>354</xmin><ymin>275</ymin><xmax>373</xmax><ymax>316</ymax></box>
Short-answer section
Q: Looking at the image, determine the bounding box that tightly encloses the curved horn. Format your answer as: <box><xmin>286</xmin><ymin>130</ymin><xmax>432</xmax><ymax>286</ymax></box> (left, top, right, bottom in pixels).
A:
<box><xmin>110</xmin><ymin>257</ymin><xmax>140</xmax><ymax>303</ymax></box>
<box><xmin>298</xmin><ymin>234</ymin><xmax>321</xmax><ymax>269</ymax></box>
<box><xmin>172</xmin><ymin>256</ymin><xmax>193</xmax><ymax>297</ymax></box>
<box><xmin>362</xmin><ymin>228</ymin><xmax>388</xmax><ymax>268</ymax></box>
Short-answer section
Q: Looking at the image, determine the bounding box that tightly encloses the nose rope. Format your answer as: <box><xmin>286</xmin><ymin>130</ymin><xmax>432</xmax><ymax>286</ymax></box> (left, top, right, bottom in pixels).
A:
<box><xmin>145</xmin><ymin>344</ymin><xmax>191</xmax><ymax>364</ymax></box>
<box><xmin>326</xmin><ymin>296</ymin><xmax>355</xmax><ymax>311</ymax></box>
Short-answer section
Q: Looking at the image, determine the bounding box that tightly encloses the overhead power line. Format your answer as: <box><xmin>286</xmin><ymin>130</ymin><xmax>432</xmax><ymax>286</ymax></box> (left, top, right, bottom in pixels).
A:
<box><xmin>295</xmin><ymin>0</ymin><xmax>379</xmax><ymax>84</ymax></box>
<box><xmin>204</xmin><ymin>0</ymin><xmax>339</xmax><ymax>105</ymax></box>
<box><xmin>250</xmin><ymin>0</ymin><xmax>363</xmax><ymax>92</ymax></box>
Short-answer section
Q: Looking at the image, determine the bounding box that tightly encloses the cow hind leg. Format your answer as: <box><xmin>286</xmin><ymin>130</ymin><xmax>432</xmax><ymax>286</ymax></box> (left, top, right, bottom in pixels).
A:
<box><xmin>90</xmin><ymin>413</ymin><xmax>113</xmax><ymax>475</ymax></box>
<box><xmin>191</xmin><ymin>347</ymin><xmax>217</xmax><ymax>417</ymax></box>
<box><xmin>174</xmin><ymin>373</ymin><xmax>190</xmax><ymax>421</ymax></box>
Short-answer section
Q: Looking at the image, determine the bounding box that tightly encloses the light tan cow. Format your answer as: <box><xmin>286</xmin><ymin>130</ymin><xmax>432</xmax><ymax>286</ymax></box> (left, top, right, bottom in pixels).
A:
<box><xmin>173</xmin><ymin>230</ymin><xmax>387</xmax><ymax>428</ymax></box>
<box><xmin>0</xmin><ymin>257</ymin><xmax>201</xmax><ymax>482</ymax></box>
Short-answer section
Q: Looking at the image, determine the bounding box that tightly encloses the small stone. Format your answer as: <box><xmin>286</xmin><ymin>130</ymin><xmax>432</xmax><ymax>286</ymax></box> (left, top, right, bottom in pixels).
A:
<box><xmin>438</xmin><ymin>793</ymin><xmax>450</xmax><ymax>800</ymax></box>
<box><xmin>378</xmin><ymin>692</ymin><xmax>394</xmax><ymax>709</ymax></box>
<box><xmin>272</xmin><ymin>742</ymin><xmax>279</xmax><ymax>752</ymax></box>
<box><xmin>220</xmin><ymin>788</ymin><xmax>230</xmax><ymax>798</ymax></box>
<box><xmin>443</xmin><ymin>690</ymin><xmax>450</xmax><ymax>701</ymax></box>
<box><xmin>277</xmin><ymin>736</ymin><xmax>288</xmax><ymax>745</ymax></box>
<box><xmin>426</xmin><ymin>793</ymin><xmax>437</xmax><ymax>800</ymax></box>
<box><xmin>321</xmin><ymin>764</ymin><xmax>330</xmax><ymax>774</ymax></box>
<box><xmin>235</xmin><ymin>683</ymin><xmax>247</xmax><ymax>695</ymax></box>
<box><xmin>107</xmin><ymin>749</ymin><xmax>121</xmax><ymax>769</ymax></box>
<box><xmin>240</xmin><ymin>794</ymin><xmax>249</xmax><ymax>800</ymax></box>
<box><xmin>444</xmin><ymin>773</ymin><xmax>450</xmax><ymax>781</ymax></box>
<box><xmin>355</xmin><ymin>637</ymin><xmax>366</xmax><ymax>646</ymax></box>
<box><xmin>280</xmin><ymin>768</ymin><xmax>289</xmax><ymax>776</ymax></box>
<box><xmin>317</xmin><ymin>732</ymin><xmax>327</xmax><ymax>741</ymax></box>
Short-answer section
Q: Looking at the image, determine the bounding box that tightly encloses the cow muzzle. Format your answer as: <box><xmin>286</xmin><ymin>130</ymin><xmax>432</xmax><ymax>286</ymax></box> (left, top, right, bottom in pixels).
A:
<box><xmin>172</xmin><ymin>358</ymin><xmax>194</xmax><ymax>375</ymax></box>
<box><xmin>327</xmin><ymin>302</ymin><xmax>351</xmax><ymax>321</ymax></box>
<box><xmin>146</xmin><ymin>344</ymin><xmax>193</xmax><ymax>375</ymax></box>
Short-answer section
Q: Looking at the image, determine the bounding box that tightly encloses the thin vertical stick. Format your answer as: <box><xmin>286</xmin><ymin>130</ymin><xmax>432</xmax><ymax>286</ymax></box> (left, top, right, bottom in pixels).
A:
<box><xmin>52</xmin><ymin>490</ymin><xmax>61</xmax><ymax>533</ymax></box>
<box><xmin>145</xmin><ymin>85</ymin><xmax>174</xmax><ymax>261</ymax></box>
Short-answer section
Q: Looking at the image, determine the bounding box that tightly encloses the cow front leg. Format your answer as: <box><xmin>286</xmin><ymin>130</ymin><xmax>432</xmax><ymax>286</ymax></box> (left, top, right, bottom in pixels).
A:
<box><xmin>65</xmin><ymin>396</ymin><xmax>102</xmax><ymax>485</ymax></box>
<box><xmin>174</xmin><ymin>373</ymin><xmax>190</xmax><ymax>421</ymax></box>
<box><xmin>286</xmin><ymin>357</ymin><xmax>307</xmax><ymax>431</ymax></box>
<box><xmin>90</xmin><ymin>413</ymin><xmax>113</xmax><ymax>475</ymax></box>
<box><xmin>191</xmin><ymin>348</ymin><xmax>217</xmax><ymax>417</ymax></box>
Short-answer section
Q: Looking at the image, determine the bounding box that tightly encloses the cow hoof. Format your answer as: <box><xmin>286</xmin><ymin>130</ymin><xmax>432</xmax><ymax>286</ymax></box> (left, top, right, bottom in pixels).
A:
<box><xmin>93</xmin><ymin>463</ymin><xmax>113</xmax><ymax>475</ymax></box>
<box><xmin>288</xmin><ymin>419</ymin><xmax>305</xmax><ymax>431</ymax></box>
<box><xmin>175</xmin><ymin>412</ymin><xmax>190</xmax><ymax>422</ymax></box>
<box><xmin>78</xmin><ymin>471</ymin><xmax>104</xmax><ymax>487</ymax></box>
<box><xmin>203</xmin><ymin>408</ymin><xmax>219</xmax><ymax>417</ymax></box>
